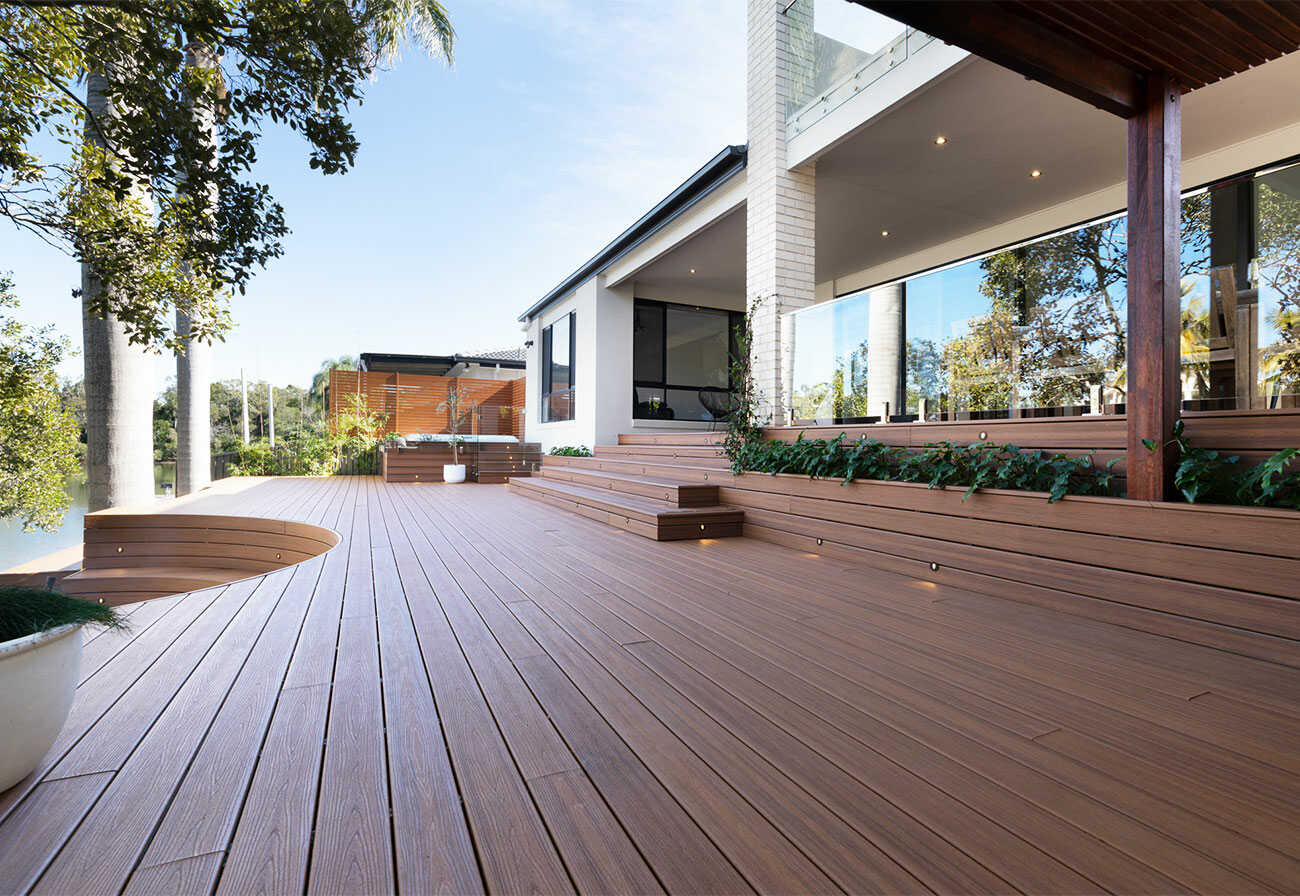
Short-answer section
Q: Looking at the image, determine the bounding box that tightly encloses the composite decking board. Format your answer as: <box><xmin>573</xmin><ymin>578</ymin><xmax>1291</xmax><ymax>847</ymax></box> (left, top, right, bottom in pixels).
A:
<box><xmin>627</xmin><ymin>532</ymin><xmax>1300</xmax><ymax>754</ymax></box>
<box><xmin>378</xmin><ymin>489</ymin><xmax>578</xmax><ymax>895</ymax></box>
<box><xmin>368</xmin><ymin>497</ymin><xmax>485</xmax><ymax>896</ymax></box>
<box><xmin>739</xmin><ymin>503</ymin><xmax>1300</xmax><ymax>643</ymax></box>
<box><xmin>2</xmin><ymin>477</ymin><xmax>1298</xmax><ymax>896</ymax></box>
<box><xmin>561</xmin><ymin>520</ymin><xmax>1300</xmax><ymax>837</ymax></box>
<box><xmin>129</xmin><ymin>555</ymin><xmax>328</xmax><ymax>875</ymax></box>
<box><xmin>445</xmin><ymin>494</ymin><xmax>1160</xmax><ymax>894</ymax></box>
<box><xmin>743</xmin><ymin>515</ymin><xmax>1300</xmax><ymax>668</ymax></box>
<box><xmin>425</xmin><ymin>493</ymin><xmax>839</xmax><ymax>893</ymax></box>
<box><xmin>307</xmin><ymin>480</ymin><xmax>396</xmax><ymax>896</ymax></box>
<box><xmin>452</xmin><ymin>488</ymin><xmax>1284</xmax><ymax>894</ymax></box>
<box><xmin>30</xmin><ymin>568</ymin><xmax>299</xmax><ymax>895</ymax></box>
<box><xmin>450</xmin><ymin>503</ymin><xmax>1048</xmax><ymax>894</ymax></box>
<box><xmin>216</xmin><ymin>476</ymin><xmax>356</xmax><ymax>896</ymax></box>
<box><xmin>435</xmin><ymin>495</ymin><xmax>956</xmax><ymax>894</ymax></box>
<box><xmin>123</xmin><ymin>853</ymin><xmax>225</xmax><ymax>896</ymax></box>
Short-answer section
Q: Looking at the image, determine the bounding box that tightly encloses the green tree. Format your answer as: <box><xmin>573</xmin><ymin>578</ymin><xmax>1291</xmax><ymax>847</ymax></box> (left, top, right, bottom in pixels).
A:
<box><xmin>310</xmin><ymin>354</ymin><xmax>359</xmax><ymax>416</ymax></box>
<box><xmin>0</xmin><ymin>278</ymin><xmax>80</xmax><ymax>531</ymax></box>
<box><xmin>1</xmin><ymin>3</ymin><xmax>454</xmax><ymax>349</ymax></box>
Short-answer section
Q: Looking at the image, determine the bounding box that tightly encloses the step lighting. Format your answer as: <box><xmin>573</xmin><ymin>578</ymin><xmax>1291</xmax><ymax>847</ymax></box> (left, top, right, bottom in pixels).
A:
<box><xmin>934</xmin><ymin>135</ymin><xmax>947</xmax><ymax>145</ymax></box>
<box><xmin>1030</xmin><ymin>169</ymin><xmax>1042</xmax><ymax>178</ymax></box>
<box><xmin>816</xmin><ymin>537</ymin><xmax>824</xmax><ymax>545</ymax></box>
<box><xmin>930</xmin><ymin>562</ymin><xmax>940</xmax><ymax>572</ymax></box>
<box><xmin>880</xmin><ymin>229</ymin><xmax>889</xmax><ymax>237</ymax></box>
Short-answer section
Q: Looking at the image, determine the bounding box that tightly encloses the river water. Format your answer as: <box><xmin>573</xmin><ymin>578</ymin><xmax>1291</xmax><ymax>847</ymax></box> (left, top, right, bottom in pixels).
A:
<box><xmin>0</xmin><ymin>462</ymin><xmax>177</xmax><ymax>572</ymax></box>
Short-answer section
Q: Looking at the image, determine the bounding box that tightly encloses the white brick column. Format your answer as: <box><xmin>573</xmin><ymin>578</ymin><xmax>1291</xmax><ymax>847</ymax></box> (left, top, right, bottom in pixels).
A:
<box><xmin>746</xmin><ymin>0</ymin><xmax>816</xmax><ymax>425</ymax></box>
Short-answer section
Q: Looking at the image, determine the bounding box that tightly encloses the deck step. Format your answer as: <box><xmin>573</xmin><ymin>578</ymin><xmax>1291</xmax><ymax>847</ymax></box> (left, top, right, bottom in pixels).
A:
<box><xmin>508</xmin><ymin>476</ymin><xmax>742</xmax><ymax>541</ymax></box>
<box><xmin>61</xmin><ymin>565</ymin><xmax>242</xmax><ymax>604</ymax></box>
<box><xmin>542</xmin><ymin>452</ymin><xmax>728</xmax><ymax>483</ymax></box>
<box><xmin>537</xmin><ymin>466</ymin><xmax>719</xmax><ymax>507</ymax></box>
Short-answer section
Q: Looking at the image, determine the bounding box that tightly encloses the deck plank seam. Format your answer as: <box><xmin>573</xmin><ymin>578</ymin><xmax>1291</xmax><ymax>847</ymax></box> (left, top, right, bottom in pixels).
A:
<box><xmin>432</xmin><ymin>488</ymin><xmax>865</xmax><ymax>894</ymax></box>
<box><xmin>383</xmin><ymin>487</ymin><xmax>584</xmax><ymax>894</ymax></box>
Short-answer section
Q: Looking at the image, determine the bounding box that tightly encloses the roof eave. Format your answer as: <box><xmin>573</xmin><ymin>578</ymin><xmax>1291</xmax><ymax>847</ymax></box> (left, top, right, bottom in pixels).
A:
<box><xmin>518</xmin><ymin>144</ymin><xmax>747</xmax><ymax>323</ymax></box>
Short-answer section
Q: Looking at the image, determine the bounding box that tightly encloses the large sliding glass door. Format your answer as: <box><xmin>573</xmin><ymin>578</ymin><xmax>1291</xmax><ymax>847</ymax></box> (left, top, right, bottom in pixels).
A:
<box><xmin>633</xmin><ymin>300</ymin><xmax>742</xmax><ymax>422</ymax></box>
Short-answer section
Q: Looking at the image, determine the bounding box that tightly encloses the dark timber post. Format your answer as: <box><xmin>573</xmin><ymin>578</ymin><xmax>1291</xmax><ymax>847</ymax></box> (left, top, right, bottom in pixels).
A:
<box><xmin>1126</xmin><ymin>72</ymin><xmax>1181</xmax><ymax>501</ymax></box>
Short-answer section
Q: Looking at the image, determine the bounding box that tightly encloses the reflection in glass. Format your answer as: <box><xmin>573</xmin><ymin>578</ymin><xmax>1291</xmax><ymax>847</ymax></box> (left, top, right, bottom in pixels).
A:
<box><xmin>633</xmin><ymin>300</ymin><xmax>742</xmax><ymax>422</ymax></box>
<box><xmin>791</xmin><ymin>158</ymin><xmax>1300</xmax><ymax>422</ymax></box>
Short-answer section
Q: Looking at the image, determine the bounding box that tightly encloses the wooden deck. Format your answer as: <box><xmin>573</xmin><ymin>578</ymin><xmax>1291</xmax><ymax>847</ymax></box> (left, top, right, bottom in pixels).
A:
<box><xmin>2</xmin><ymin>476</ymin><xmax>1298</xmax><ymax>895</ymax></box>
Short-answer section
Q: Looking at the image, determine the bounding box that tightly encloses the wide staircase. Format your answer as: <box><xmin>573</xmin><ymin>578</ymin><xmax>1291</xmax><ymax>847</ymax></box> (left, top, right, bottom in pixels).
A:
<box><xmin>506</xmin><ymin>432</ymin><xmax>742</xmax><ymax>540</ymax></box>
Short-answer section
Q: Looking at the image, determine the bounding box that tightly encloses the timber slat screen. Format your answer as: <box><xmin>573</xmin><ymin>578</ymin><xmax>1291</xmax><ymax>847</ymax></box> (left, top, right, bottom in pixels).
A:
<box><xmin>329</xmin><ymin>370</ymin><xmax>527</xmax><ymax>439</ymax></box>
<box><xmin>0</xmin><ymin>476</ymin><xmax>1296</xmax><ymax>894</ymax></box>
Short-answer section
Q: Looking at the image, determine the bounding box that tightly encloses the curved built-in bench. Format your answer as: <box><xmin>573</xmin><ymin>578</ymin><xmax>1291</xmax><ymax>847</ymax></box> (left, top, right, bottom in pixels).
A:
<box><xmin>60</xmin><ymin>512</ymin><xmax>341</xmax><ymax>604</ymax></box>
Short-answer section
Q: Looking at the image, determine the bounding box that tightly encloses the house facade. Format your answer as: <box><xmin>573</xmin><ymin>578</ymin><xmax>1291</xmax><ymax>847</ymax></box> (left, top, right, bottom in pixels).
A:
<box><xmin>520</xmin><ymin>0</ymin><xmax>1300</xmax><ymax>453</ymax></box>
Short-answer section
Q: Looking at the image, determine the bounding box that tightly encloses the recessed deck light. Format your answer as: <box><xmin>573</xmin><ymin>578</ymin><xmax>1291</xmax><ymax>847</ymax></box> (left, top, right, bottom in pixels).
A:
<box><xmin>934</xmin><ymin>135</ymin><xmax>947</xmax><ymax>145</ymax></box>
<box><xmin>930</xmin><ymin>561</ymin><xmax>940</xmax><ymax>572</ymax></box>
<box><xmin>689</xmin><ymin>268</ymin><xmax>696</xmax><ymax>274</ymax></box>
<box><xmin>881</xmin><ymin>229</ymin><xmax>889</xmax><ymax>237</ymax></box>
<box><xmin>1030</xmin><ymin>169</ymin><xmax>1042</xmax><ymax>178</ymax></box>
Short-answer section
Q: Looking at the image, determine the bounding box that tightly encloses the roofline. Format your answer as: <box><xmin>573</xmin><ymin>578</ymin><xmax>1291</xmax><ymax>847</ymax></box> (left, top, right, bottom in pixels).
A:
<box><xmin>518</xmin><ymin>144</ymin><xmax>748</xmax><ymax>322</ymax></box>
<box><xmin>359</xmin><ymin>352</ymin><xmax>526</xmax><ymax>370</ymax></box>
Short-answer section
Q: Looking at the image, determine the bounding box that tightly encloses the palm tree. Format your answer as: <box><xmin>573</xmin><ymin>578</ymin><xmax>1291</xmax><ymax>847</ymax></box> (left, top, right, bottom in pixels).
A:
<box><xmin>310</xmin><ymin>355</ymin><xmax>360</xmax><ymax>419</ymax></box>
<box><xmin>81</xmin><ymin>69</ymin><xmax>155</xmax><ymax>512</ymax></box>
<box><xmin>362</xmin><ymin>0</ymin><xmax>456</xmax><ymax>66</ymax></box>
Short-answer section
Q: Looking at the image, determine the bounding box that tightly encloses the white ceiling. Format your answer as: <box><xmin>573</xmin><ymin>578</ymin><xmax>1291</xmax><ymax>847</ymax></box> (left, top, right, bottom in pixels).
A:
<box><xmin>629</xmin><ymin>50</ymin><xmax>1300</xmax><ymax>297</ymax></box>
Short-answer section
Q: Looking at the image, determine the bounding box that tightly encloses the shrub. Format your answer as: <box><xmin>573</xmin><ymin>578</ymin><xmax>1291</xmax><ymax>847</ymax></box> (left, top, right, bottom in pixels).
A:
<box><xmin>1148</xmin><ymin>419</ymin><xmax>1300</xmax><ymax>508</ymax></box>
<box><xmin>548</xmin><ymin>445</ymin><xmax>592</xmax><ymax>457</ymax></box>
<box><xmin>1</xmin><ymin>586</ymin><xmax>125</xmax><ymax>644</ymax></box>
<box><xmin>734</xmin><ymin>433</ymin><xmax>1120</xmax><ymax>502</ymax></box>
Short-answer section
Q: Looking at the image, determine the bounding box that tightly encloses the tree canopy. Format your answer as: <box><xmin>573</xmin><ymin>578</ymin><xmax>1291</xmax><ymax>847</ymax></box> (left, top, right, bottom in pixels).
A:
<box><xmin>0</xmin><ymin>276</ymin><xmax>80</xmax><ymax>531</ymax></box>
<box><xmin>0</xmin><ymin>0</ymin><xmax>453</xmax><ymax>350</ymax></box>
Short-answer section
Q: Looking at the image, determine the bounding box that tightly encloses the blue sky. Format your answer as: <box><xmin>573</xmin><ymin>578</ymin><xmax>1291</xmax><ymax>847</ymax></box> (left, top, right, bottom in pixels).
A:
<box><xmin>3</xmin><ymin>0</ymin><xmax>899</xmax><ymax>395</ymax></box>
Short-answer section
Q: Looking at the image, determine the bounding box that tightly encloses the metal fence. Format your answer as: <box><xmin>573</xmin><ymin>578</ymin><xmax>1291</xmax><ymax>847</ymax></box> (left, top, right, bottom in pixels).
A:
<box><xmin>211</xmin><ymin>445</ymin><xmax>381</xmax><ymax>480</ymax></box>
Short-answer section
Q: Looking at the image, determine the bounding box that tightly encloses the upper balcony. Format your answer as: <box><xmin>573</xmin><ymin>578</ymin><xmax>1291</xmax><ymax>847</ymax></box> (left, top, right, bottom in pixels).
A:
<box><xmin>784</xmin><ymin>0</ymin><xmax>967</xmax><ymax>166</ymax></box>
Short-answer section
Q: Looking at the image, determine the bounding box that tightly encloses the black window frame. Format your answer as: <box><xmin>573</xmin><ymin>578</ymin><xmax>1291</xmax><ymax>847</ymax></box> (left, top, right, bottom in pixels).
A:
<box><xmin>632</xmin><ymin>298</ymin><xmax>743</xmax><ymax>421</ymax></box>
<box><xmin>540</xmin><ymin>311</ymin><xmax>576</xmax><ymax>422</ymax></box>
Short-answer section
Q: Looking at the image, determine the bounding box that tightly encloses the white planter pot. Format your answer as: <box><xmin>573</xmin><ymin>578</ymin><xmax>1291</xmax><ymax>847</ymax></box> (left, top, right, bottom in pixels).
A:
<box><xmin>0</xmin><ymin>623</ymin><xmax>81</xmax><ymax>792</ymax></box>
<box><xmin>443</xmin><ymin>463</ymin><xmax>467</xmax><ymax>484</ymax></box>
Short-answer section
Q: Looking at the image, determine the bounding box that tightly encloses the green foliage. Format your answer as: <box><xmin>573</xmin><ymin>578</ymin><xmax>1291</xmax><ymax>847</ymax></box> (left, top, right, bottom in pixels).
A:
<box><xmin>548</xmin><ymin>445</ymin><xmax>592</xmax><ymax>457</ymax></box>
<box><xmin>1147</xmin><ymin>419</ymin><xmax>1300</xmax><ymax>508</ymax></box>
<box><xmin>0</xmin><ymin>2</ymin><xmax>455</xmax><ymax>350</ymax></box>
<box><xmin>730</xmin><ymin>433</ymin><xmax>1120</xmax><ymax>503</ymax></box>
<box><xmin>722</xmin><ymin>302</ymin><xmax>766</xmax><ymax>472</ymax></box>
<box><xmin>437</xmin><ymin>381</ymin><xmax>471</xmax><ymax>464</ymax></box>
<box><xmin>0</xmin><ymin>586</ymin><xmax>125</xmax><ymax>643</ymax></box>
<box><xmin>0</xmin><ymin>280</ymin><xmax>81</xmax><ymax>531</ymax></box>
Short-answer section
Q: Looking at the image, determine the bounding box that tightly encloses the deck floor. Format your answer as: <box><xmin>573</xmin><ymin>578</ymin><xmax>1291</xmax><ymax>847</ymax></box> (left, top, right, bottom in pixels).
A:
<box><xmin>2</xmin><ymin>476</ymin><xmax>1298</xmax><ymax>895</ymax></box>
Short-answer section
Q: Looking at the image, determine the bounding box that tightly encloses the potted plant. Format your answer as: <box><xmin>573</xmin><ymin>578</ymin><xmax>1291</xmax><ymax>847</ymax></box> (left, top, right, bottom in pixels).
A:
<box><xmin>438</xmin><ymin>381</ymin><xmax>472</xmax><ymax>484</ymax></box>
<box><xmin>1</xmin><ymin>586</ymin><xmax>124</xmax><ymax>791</ymax></box>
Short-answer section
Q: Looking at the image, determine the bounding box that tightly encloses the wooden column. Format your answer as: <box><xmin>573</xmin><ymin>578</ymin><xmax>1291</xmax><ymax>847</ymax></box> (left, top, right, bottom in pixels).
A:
<box><xmin>1125</xmin><ymin>72</ymin><xmax>1181</xmax><ymax>501</ymax></box>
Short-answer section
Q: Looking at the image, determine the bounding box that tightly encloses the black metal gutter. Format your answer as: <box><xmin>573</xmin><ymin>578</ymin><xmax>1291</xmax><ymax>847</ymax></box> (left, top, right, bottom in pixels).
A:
<box><xmin>517</xmin><ymin>144</ymin><xmax>747</xmax><ymax>322</ymax></box>
<box><xmin>359</xmin><ymin>352</ymin><xmax>526</xmax><ymax>371</ymax></box>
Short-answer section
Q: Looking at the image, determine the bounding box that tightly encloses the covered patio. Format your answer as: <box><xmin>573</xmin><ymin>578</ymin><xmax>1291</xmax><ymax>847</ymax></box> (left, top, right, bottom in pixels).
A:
<box><xmin>0</xmin><ymin>476</ymin><xmax>1297</xmax><ymax>894</ymax></box>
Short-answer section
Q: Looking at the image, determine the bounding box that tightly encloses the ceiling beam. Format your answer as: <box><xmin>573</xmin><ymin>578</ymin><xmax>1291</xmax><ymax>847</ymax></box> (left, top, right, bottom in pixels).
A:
<box><xmin>855</xmin><ymin>1</ymin><xmax>1143</xmax><ymax>117</ymax></box>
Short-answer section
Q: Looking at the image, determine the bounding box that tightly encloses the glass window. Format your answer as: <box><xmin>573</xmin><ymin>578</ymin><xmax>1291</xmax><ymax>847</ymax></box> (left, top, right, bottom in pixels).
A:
<box><xmin>666</xmin><ymin>306</ymin><xmax>731</xmax><ymax>389</ymax></box>
<box><xmin>633</xmin><ymin>300</ymin><xmax>742</xmax><ymax>422</ymax></box>
<box><xmin>791</xmin><ymin>161</ymin><xmax>1300</xmax><ymax>422</ymax></box>
<box><xmin>541</xmin><ymin>312</ymin><xmax>574</xmax><ymax>422</ymax></box>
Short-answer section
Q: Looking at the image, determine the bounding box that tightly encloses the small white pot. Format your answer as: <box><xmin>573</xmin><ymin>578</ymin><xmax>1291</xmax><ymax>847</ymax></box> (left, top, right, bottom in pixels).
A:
<box><xmin>0</xmin><ymin>623</ymin><xmax>82</xmax><ymax>792</ymax></box>
<box><xmin>443</xmin><ymin>463</ymin><xmax>467</xmax><ymax>484</ymax></box>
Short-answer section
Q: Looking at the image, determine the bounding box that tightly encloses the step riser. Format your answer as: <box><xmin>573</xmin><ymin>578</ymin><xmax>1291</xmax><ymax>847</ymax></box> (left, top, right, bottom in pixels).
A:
<box><xmin>508</xmin><ymin>478</ymin><xmax>742</xmax><ymax>542</ymax></box>
<box><xmin>538</xmin><ymin>466</ymin><xmax>718</xmax><ymax>508</ymax></box>
<box><xmin>543</xmin><ymin>454</ymin><xmax>725</xmax><ymax>483</ymax></box>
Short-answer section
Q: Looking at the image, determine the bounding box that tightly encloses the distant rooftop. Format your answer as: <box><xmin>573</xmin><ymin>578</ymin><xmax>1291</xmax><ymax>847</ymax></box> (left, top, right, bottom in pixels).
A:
<box><xmin>359</xmin><ymin>349</ymin><xmax>526</xmax><ymax>373</ymax></box>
